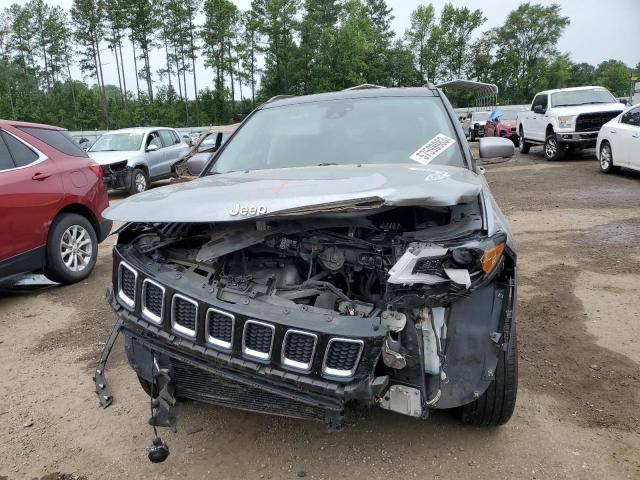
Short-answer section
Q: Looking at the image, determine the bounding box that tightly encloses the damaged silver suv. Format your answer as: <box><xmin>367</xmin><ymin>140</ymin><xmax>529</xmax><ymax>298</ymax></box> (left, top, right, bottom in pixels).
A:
<box><xmin>97</xmin><ymin>87</ymin><xmax>517</xmax><ymax>432</ymax></box>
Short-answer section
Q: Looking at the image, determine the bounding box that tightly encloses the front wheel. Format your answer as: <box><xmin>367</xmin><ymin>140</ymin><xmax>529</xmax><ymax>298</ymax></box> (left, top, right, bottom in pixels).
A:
<box><xmin>469</xmin><ymin>129</ymin><xmax>476</xmax><ymax>142</ymax></box>
<box><xmin>461</xmin><ymin>311</ymin><xmax>518</xmax><ymax>426</ymax></box>
<box><xmin>44</xmin><ymin>213</ymin><xmax>98</xmax><ymax>284</ymax></box>
<box><xmin>129</xmin><ymin>168</ymin><xmax>149</xmax><ymax>195</ymax></box>
<box><xmin>518</xmin><ymin>128</ymin><xmax>530</xmax><ymax>154</ymax></box>
<box><xmin>599</xmin><ymin>142</ymin><xmax>616</xmax><ymax>173</ymax></box>
<box><xmin>543</xmin><ymin>134</ymin><xmax>566</xmax><ymax>161</ymax></box>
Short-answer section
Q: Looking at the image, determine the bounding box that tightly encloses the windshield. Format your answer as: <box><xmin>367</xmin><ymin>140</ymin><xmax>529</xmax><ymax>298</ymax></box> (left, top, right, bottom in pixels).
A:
<box><xmin>90</xmin><ymin>133</ymin><xmax>144</xmax><ymax>152</ymax></box>
<box><xmin>472</xmin><ymin>112</ymin><xmax>490</xmax><ymax>121</ymax></box>
<box><xmin>496</xmin><ymin>110</ymin><xmax>520</xmax><ymax>120</ymax></box>
<box><xmin>208</xmin><ymin>97</ymin><xmax>465</xmax><ymax>174</ymax></box>
<box><xmin>551</xmin><ymin>88</ymin><xmax>616</xmax><ymax>107</ymax></box>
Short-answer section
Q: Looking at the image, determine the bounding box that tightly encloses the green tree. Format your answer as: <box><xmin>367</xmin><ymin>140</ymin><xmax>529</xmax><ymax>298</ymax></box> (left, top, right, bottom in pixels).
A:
<box><xmin>491</xmin><ymin>2</ymin><xmax>570</xmax><ymax>102</ymax></box>
<box><xmin>568</xmin><ymin>62</ymin><xmax>596</xmax><ymax>87</ymax></box>
<box><xmin>437</xmin><ymin>3</ymin><xmax>485</xmax><ymax>81</ymax></box>
<box><xmin>363</xmin><ymin>0</ymin><xmax>394</xmax><ymax>85</ymax></box>
<box><xmin>297</xmin><ymin>0</ymin><xmax>342</xmax><ymax>94</ymax></box>
<box><xmin>122</xmin><ymin>0</ymin><xmax>159</xmax><ymax>101</ymax></box>
<box><xmin>596</xmin><ymin>60</ymin><xmax>630</xmax><ymax>96</ymax></box>
<box><xmin>238</xmin><ymin>9</ymin><xmax>263</xmax><ymax>105</ymax></box>
<box><xmin>404</xmin><ymin>4</ymin><xmax>436</xmax><ymax>84</ymax></box>
<box><xmin>252</xmin><ymin>0</ymin><xmax>301</xmax><ymax>98</ymax></box>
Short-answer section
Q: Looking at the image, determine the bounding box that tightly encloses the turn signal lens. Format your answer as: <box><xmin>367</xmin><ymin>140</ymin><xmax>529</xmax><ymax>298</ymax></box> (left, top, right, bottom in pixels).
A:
<box><xmin>480</xmin><ymin>242</ymin><xmax>505</xmax><ymax>273</ymax></box>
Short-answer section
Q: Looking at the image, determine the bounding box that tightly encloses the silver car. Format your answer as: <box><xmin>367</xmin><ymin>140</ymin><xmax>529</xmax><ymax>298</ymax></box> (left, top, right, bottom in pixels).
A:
<box><xmin>88</xmin><ymin>127</ymin><xmax>189</xmax><ymax>194</ymax></box>
<box><xmin>97</xmin><ymin>87</ymin><xmax>520</xmax><ymax>442</ymax></box>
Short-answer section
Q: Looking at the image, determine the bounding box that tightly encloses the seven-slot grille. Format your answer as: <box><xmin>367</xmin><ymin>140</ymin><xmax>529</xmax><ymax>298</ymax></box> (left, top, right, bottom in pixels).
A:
<box><xmin>243</xmin><ymin>321</ymin><xmax>275</xmax><ymax>360</ymax></box>
<box><xmin>141</xmin><ymin>279</ymin><xmax>164</xmax><ymax>324</ymax></box>
<box><xmin>118</xmin><ymin>262</ymin><xmax>137</xmax><ymax>308</ymax></box>
<box><xmin>206</xmin><ymin>308</ymin><xmax>234</xmax><ymax>349</ymax></box>
<box><xmin>282</xmin><ymin>331</ymin><xmax>317</xmax><ymax>371</ymax></box>
<box><xmin>171</xmin><ymin>294</ymin><xmax>198</xmax><ymax>337</ymax></box>
<box><xmin>116</xmin><ymin>262</ymin><xmax>365</xmax><ymax>377</ymax></box>
<box><xmin>323</xmin><ymin>339</ymin><xmax>364</xmax><ymax>377</ymax></box>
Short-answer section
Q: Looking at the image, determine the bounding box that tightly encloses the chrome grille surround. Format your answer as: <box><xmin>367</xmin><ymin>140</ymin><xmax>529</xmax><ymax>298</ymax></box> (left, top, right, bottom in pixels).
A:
<box><xmin>281</xmin><ymin>330</ymin><xmax>318</xmax><ymax>372</ymax></box>
<box><xmin>117</xmin><ymin>261</ymin><xmax>137</xmax><ymax>310</ymax></box>
<box><xmin>141</xmin><ymin>278</ymin><xmax>165</xmax><ymax>325</ymax></box>
<box><xmin>322</xmin><ymin>338</ymin><xmax>364</xmax><ymax>378</ymax></box>
<box><xmin>171</xmin><ymin>293</ymin><xmax>198</xmax><ymax>338</ymax></box>
<box><xmin>242</xmin><ymin>320</ymin><xmax>275</xmax><ymax>361</ymax></box>
<box><xmin>205</xmin><ymin>307</ymin><xmax>235</xmax><ymax>350</ymax></box>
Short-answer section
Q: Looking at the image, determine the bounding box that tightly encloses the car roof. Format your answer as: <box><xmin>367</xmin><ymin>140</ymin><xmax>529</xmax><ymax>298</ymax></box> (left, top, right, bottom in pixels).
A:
<box><xmin>105</xmin><ymin>127</ymin><xmax>176</xmax><ymax>134</ymax></box>
<box><xmin>262</xmin><ymin>87</ymin><xmax>438</xmax><ymax>109</ymax></box>
<box><xmin>0</xmin><ymin>119</ymin><xmax>66</xmax><ymax>131</ymax></box>
<box><xmin>536</xmin><ymin>86</ymin><xmax>611</xmax><ymax>96</ymax></box>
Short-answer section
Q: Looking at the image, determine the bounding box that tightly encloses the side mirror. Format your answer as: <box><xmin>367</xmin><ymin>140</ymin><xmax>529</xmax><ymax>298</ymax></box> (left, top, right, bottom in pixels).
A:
<box><xmin>533</xmin><ymin>105</ymin><xmax>545</xmax><ymax>114</ymax></box>
<box><xmin>479</xmin><ymin>137</ymin><xmax>515</xmax><ymax>159</ymax></box>
<box><xmin>620</xmin><ymin>98</ymin><xmax>629</xmax><ymax>106</ymax></box>
<box><xmin>146</xmin><ymin>143</ymin><xmax>159</xmax><ymax>152</ymax></box>
<box><xmin>186</xmin><ymin>155</ymin><xmax>209</xmax><ymax>175</ymax></box>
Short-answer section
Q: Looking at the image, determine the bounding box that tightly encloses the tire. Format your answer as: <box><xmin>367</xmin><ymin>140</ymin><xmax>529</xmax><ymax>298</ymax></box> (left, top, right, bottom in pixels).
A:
<box><xmin>461</xmin><ymin>307</ymin><xmax>518</xmax><ymax>426</ymax></box>
<box><xmin>599</xmin><ymin>142</ymin><xmax>616</xmax><ymax>173</ymax></box>
<box><xmin>129</xmin><ymin>167</ymin><xmax>149</xmax><ymax>195</ymax></box>
<box><xmin>518</xmin><ymin>127</ymin><xmax>530</xmax><ymax>154</ymax></box>
<box><xmin>543</xmin><ymin>134</ymin><xmax>566</xmax><ymax>161</ymax></box>
<box><xmin>44</xmin><ymin>213</ymin><xmax>98</xmax><ymax>284</ymax></box>
<box><xmin>469</xmin><ymin>129</ymin><xmax>476</xmax><ymax>142</ymax></box>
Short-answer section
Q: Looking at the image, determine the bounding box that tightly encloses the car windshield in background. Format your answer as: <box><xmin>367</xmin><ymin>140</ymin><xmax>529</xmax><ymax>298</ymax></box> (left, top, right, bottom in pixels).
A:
<box><xmin>472</xmin><ymin>112</ymin><xmax>490</xmax><ymax>121</ymax></box>
<box><xmin>209</xmin><ymin>97</ymin><xmax>465</xmax><ymax>174</ymax></box>
<box><xmin>497</xmin><ymin>110</ymin><xmax>520</xmax><ymax>120</ymax></box>
<box><xmin>551</xmin><ymin>88</ymin><xmax>616</xmax><ymax>107</ymax></box>
<box><xmin>90</xmin><ymin>133</ymin><xmax>144</xmax><ymax>152</ymax></box>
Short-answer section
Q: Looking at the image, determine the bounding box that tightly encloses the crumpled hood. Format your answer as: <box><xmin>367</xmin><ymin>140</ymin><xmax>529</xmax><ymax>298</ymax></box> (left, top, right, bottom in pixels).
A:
<box><xmin>104</xmin><ymin>164</ymin><xmax>484</xmax><ymax>223</ymax></box>
<box><xmin>88</xmin><ymin>151</ymin><xmax>138</xmax><ymax>166</ymax></box>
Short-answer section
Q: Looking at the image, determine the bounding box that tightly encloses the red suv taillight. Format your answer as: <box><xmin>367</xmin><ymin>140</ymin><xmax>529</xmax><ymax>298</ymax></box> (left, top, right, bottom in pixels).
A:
<box><xmin>89</xmin><ymin>163</ymin><xmax>103</xmax><ymax>178</ymax></box>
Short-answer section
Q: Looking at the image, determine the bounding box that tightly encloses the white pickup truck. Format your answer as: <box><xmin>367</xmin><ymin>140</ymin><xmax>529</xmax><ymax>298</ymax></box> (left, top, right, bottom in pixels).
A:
<box><xmin>517</xmin><ymin>86</ymin><xmax>626</xmax><ymax>160</ymax></box>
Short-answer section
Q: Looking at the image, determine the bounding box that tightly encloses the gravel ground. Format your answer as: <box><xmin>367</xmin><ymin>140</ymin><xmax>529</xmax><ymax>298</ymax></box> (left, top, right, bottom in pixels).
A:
<box><xmin>1</xmin><ymin>145</ymin><xmax>639</xmax><ymax>480</ymax></box>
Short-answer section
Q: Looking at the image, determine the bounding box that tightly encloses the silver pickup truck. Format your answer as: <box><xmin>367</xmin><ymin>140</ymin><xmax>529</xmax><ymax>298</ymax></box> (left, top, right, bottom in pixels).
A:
<box><xmin>88</xmin><ymin>127</ymin><xmax>190</xmax><ymax>194</ymax></box>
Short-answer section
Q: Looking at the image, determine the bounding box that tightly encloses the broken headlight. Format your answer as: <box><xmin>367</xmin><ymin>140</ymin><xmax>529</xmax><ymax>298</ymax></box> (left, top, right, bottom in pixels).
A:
<box><xmin>449</xmin><ymin>232</ymin><xmax>506</xmax><ymax>275</ymax></box>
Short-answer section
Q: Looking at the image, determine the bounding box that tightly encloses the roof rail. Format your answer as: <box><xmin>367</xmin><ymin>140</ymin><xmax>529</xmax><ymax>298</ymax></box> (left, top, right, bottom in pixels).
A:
<box><xmin>266</xmin><ymin>94</ymin><xmax>295</xmax><ymax>104</ymax></box>
<box><xmin>342</xmin><ymin>84</ymin><xmax>386</xmax><ymax>91</ymax></box>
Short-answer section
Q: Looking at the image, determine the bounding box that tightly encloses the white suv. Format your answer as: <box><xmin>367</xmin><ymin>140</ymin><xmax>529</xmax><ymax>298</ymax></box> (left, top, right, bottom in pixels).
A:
<box><xmin>517</xmin><ymin>86</ymin><xmax>625</xmax><ymax>160</ymax></box>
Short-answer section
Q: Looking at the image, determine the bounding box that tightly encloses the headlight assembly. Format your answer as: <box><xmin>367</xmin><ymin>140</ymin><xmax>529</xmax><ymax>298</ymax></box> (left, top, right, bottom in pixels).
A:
<box><xmin>558</xmin><ymin>115</ymin><xmax>576</xmax><ymax>129</ymax></box>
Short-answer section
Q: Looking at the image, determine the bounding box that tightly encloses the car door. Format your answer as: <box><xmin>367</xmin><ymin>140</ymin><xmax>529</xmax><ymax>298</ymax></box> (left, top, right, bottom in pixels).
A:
<box><xmin>158</xmin><ymin>129</ymin><xmax>185</xmax><ymax>175</ymax></box>
<box><xmin>529</xmin><ymin>94</ymin><xmax>548</xmax><ymax>141</ymax></box>
<box><xmin>616</xmin><ymin>106</ymin><xmax>640</xmax><ymax>169</ymax></box>
<box><xmin>0</xmin><ymin>129</ymin><xmax>63</xmax><ymax>266</ymax></box>
<box><xmin>144</xmin><ymin>130</ymin><xmax>166</xmax><ymax>179</ymax></box>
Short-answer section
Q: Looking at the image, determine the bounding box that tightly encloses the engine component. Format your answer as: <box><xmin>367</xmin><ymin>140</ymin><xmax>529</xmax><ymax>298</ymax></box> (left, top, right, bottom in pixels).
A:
<box><xmin>382</xmin><ymin>336</ymin><xmax>406</xmax><ymax>369</ymax></box>
<box><xmin>378</xmin><ymin>385</ymin><xmax>423</xmax><ymax>417</ymax></box>
<box><xmin>421</xmin><ymin>307</ymin><xmax>446</xmax><ymax>375</ymax></box>
<box><xmin>319</xmin><ymin>246</ymin><xmax>345</xmax><ymax>271</ymax></box>
<box><xmin>381</xmin><ymin>310</ymin><xmax>406</xmax><ymax>332</ymax></box>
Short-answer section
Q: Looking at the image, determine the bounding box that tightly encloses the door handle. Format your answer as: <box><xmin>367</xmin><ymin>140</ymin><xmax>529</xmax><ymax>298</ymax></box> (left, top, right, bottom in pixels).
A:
<box><xmin>632</xmin><ymin>134</ymin><xmax>639</xmax><ymax>138</ymax></box>
<box><xmin>32</xmin><ymin>172</ymin><xmax>50</xmax><ymax>181</ymax></box>
<box><xmin>610</xmin><ymin>130</ymin><xmax>617</xmax><ymax>134</ymax></box>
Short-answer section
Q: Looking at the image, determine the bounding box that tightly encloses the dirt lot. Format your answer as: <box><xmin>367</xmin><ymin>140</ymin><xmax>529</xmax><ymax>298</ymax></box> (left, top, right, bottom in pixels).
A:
<box><xmin>1</xmin><ymin>146</ymin><xmax>639</xmax><ymax>480</ymax></box>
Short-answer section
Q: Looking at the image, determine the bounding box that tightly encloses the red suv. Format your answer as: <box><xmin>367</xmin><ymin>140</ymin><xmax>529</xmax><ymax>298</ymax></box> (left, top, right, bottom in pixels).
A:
<box><xmin>0</xmin><ymin>120</ymin><xmax>112</xmax><ymax>284</ymax></box>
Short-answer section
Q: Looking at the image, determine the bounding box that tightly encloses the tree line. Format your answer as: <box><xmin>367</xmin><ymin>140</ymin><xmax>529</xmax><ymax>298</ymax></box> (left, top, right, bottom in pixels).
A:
<box><xmin>0</xmin><ymin>0</ymin><xmax>637</xmax><ymax>131</ymax></box>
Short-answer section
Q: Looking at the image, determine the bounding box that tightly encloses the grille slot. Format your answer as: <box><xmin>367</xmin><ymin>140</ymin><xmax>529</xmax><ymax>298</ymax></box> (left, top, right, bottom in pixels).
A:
<box><xmin>206</xmin><ymin>308</ymin><xmax>235</xmax><ymax>350</ymax></box>
<box><xmin>412</xmin><ymin>255</ymin><xmax>446</xmax><ymax>275</ymax></box>
<box><xmin>118</xmin><ymin>262</ymin><xmax>137</xmax><ymax>309</ymax></box>
<box><xmin>282</xmin><ymin>330</ymin><xmax>317</xmax><ymax>371</ymax></box>
<box><xmin>243</xmin><ymin>321</ymin><xmax>275</xmax><ymax>360</ymax></box>
<box><xmin>171</xmin><ymin>294</ymin><xmax>198</xmax><ymax>337</ymax></box>
<box><xmin>323</xmin><ymin>339</ymin><xmax>363</xmax><ymax>377</ymax></box>
<box><xmin>141</xmin><ymin>279</ymin><xmax>164</xmax><ymax>324</ymax></box>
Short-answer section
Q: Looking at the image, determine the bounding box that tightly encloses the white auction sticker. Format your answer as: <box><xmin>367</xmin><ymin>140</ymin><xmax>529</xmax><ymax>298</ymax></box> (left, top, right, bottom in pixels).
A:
<box><xmin>409</xmin><ymin>134</ymin><xmax>456</xmax><ymax>165</ymax></box>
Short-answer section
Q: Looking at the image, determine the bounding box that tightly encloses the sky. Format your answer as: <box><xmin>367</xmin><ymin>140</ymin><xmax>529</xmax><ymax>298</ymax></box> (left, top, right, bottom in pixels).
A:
<box><xmin>3</xmin><ymin>0</ymin><xmax>639</xmax><ymax>98</ymax></box>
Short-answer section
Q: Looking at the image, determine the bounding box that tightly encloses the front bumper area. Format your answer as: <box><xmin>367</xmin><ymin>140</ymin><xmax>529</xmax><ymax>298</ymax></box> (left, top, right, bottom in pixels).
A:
<box><xmin>555</xmin><ymin>131</ymin><xmax>599</xmax><ymax>147</ymax></box>
<box><xmin>109</xmin><ymin>245</ymin><xmax>387</xmax><ymax>425</ymax></box>
<box><xmin>101</xmin><ymin>162</ymin><xmax>131</xmax><ymax>189</ymax></box>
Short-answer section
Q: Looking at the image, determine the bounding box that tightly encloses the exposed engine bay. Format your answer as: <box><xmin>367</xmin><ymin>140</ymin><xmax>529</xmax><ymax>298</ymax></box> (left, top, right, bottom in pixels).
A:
<box><xmin>122</xmin><ymin>202</ymin><xmax>496</xmax><ymax>316</ymax></box>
